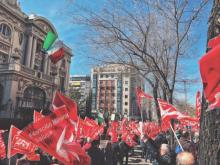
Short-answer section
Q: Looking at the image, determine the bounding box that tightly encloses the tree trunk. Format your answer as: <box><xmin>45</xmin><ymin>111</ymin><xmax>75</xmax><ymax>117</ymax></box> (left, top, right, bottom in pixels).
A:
<box><xmin>198</xmin><ymin>1</ymin><xmax>220</xmax><ymax>164</ymax></box>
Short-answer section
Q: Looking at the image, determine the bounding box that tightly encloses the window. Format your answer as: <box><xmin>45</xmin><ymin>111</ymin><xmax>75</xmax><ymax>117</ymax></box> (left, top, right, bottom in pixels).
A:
<box><xmin>100</xmin><ymin>74</ymin><xmax>103</xmax><ymax>78</ymax></box>
<box><xmin>106</xmin><ymin>75</ymin><xmax>109</xmax><ymax>78</ymax></box>
<box><xmin>36</xmin><ymin>41</ymin><xmax>42</xmax><ymax>53</ymax></box>
<box><xmin>124</xmin><ymin>108</ymin><xmax>128</xmax><ymax>113</ymax></box>
<box><xmin>125</xmin><ymin>88</ymin><xmax>128</xmax><ymax>91</ymax></box>
<box><xmin>125</xmin><ymin>81</ymin><xmax>128</xmax><ymax>84</ymax></box>
<box><xmin>0</xmin><ymin>23</ymin><xmax>11</xmax><ymax>37</ymax></box>
<box><xmin>125</xmin><ymin>95</ymin><xmax>128</xmax><ymax>98</ymax></box>
<box><xmin>125</xmin><ymin>102</ymin><xmax>128</xmax><ymax>106</ymax></box>
<box><xmin>19</xmin><ymin>32</ymin><xmax>23</xmax><ymax>45</ymax></box>
<box><xmin>111</xmin><ymin>75</ymin><xmax>114</xmax><ymax>78</ymax></box>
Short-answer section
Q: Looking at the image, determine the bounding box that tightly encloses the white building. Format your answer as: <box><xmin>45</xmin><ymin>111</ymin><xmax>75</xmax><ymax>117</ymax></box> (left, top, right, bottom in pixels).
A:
<box><xmin>91</xmin><ymin>64</ymin><xmax>144</xmax><ymax>118</ymax></box>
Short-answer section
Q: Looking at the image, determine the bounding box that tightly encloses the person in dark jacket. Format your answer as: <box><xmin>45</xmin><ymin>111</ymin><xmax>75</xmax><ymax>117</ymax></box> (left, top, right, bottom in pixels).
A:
<box><xmin>87</xmin><ymin>140</ymin><xmax>105</xmax><ymax>165</ymax></box>
<box><xmin>145</xmin><ymin>136</ymin><xmax>158</xmax><ymax>163</ymax></box>
<box><xmin>104</xmin><ymin>142</ymin><xmax>114</xmax><ymax>165</ymax></box>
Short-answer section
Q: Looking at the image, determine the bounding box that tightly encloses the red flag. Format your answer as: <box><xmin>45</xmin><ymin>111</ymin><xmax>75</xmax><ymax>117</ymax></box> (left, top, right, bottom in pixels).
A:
<box><xmin>199</xmin><ymin>43</ymin><xmax>220</xmax><ymax>105</ymax></box>
<box><xmin>53</xmin><ymin>91</ymin><xmax>78</xmax><ymax>121</ymax></box>
<box><xmin>136</xmin><ymin>87</ymin><xmax>153</xmax><ymax>109</ymax></box>
<box><xmin>157</xmin><ymin>98</ymin><xmax>179</xmax><ymax>122</ymax></box>
<box><xmin>196</xmin><ymin>91</ymin><xmax>201</xmax><ymax>118</ymax></box>
<box><xmin>61</xmin><ymin>142</ymin><xmax>90</xmax><ymax>165</ymax></box>
<box><xmin>7</xmin><ymin>125</ymin><xmax>38</xmax><ymax>159</ymax></box>
<box><xmin>208</xmin><ymin>92</ymin><xmax>220</xmax><ymax>110</ymax></box>
<box><xmin>0</xmin><ymin>130</ymin><xmax>6</xmax><ymax>160</ymax></box>
<box><xmin>26</xmin><ymin>154</ymin><xmax>40</xmax><ymax>161</ymax></box>
<box><xmin>47</xmin><ymin>41</ymin><xmax>65</xmax><ymax>64</ymax></box>
<box><xmin>208</xmin><ymin>34</ymin><xmax>220</xmax><ymax>49</ymax></box>
<box><xmin>21</xmin><ymin>106</ymin><xmax>76</xmax><ymax>165</ymax></box>
<box><xmin>33</xmin><ymin>110</ymin><xmax>44</xmax><ymax>122</ymax></box>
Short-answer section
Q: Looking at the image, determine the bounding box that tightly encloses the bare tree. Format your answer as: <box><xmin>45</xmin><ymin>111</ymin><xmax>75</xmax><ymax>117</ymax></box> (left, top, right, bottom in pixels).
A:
<box><xmin>69</xmin><ymin>0</ymin><xmax>209</xmax><ymax>121</ymax></box>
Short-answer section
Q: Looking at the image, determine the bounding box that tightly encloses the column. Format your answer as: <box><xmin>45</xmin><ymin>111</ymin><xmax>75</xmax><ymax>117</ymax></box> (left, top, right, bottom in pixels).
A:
<box><xmin>25</xmin><ymin>35</ymin><xmax>33</xmax><ymax>67</ymax></box>
<box><xmin>30</xmin><ymin>37</ymin><xmax>37</xmax><ymax>69</ymax></box>
<box><xmin>43</xmin><ymin>55</ymin><xmax>48</xmax><ymax>74</ymax></box>
<box><xmin>47</xmin><ymin>57</ymin><xmax>51</xmax><ymax>75</ymax></box>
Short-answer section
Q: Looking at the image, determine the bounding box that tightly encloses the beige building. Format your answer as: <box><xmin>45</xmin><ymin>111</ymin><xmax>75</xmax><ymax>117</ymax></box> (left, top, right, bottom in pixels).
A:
<box><xmin>0</xmin><ymin>0</ymin><xmax>72</xmax><ymax>122</ymax></box>
<box><xmin>91</xmin><ymin>64</ymin><xmax>144</xmax><ymax>118</ymax></box>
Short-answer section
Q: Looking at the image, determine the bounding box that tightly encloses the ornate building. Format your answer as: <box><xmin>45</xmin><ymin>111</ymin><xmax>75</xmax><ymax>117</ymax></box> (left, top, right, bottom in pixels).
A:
<box><xmin>0</xmin><ymin>0</ymin><xmax>72</xmax><ymax>127</ymax></box>
<box><xmin>199</xmin><ymin>0</ymin><xmax>220</xmax><ymax>164</ymax></box>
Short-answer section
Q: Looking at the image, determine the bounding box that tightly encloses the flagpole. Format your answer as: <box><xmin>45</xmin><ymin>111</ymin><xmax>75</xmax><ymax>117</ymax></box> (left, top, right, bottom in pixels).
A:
<box><xmin>140</xmin><ymin>104</ymin><xmax>144</xmax><ymax>135</ymax></box>
<box><xmin>169</xmin><ymin>123</ymin><xmax>184</xmax><ymax>151</ymax></box>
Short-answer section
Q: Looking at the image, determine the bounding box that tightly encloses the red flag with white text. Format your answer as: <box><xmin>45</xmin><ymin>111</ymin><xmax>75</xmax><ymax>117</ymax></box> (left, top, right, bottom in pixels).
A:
<box><xmin>7</xmin><ymin>125</ymin><xmax>38</xmax><ymax>159</ymax></box>
<box><xmin>53</xmin><ymin>91</ymin><xmax>78</xmax><ymax>121</ymax></box>
<box><xmin>0</xmin><ymin>130</ymin><xmax>6</xmax><ymax>160</ymax></box>
<box><xmin>136</xmin><ymin>87</ymin><xmax>153</xmax><ymax>110</ymax></box>
<box><xmin>20</xmin><ymin>106</ymin><xmax>77</xmax><ymax>165</ymax></box>
<box><xmin>33</xmin><ymin>110</ymin><xmax>45</xmax><ymax>123</ymax></box>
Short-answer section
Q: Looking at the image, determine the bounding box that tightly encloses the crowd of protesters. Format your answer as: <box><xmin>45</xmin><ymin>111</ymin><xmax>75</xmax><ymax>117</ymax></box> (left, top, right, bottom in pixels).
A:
<box><xmin>0</xmin><ymin>119</ymin><xmax>200</xmax><ymax>165</ymax></box>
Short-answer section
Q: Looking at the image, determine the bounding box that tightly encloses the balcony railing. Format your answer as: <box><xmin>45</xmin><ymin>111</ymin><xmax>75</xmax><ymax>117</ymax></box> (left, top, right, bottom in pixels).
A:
<box><xmin>17</xmin><ymin>97</ymin><xmax>50</xmax><ymax>110</ymax></box>
<box><xmin>0</xmin><ymin>62</ymin><xmax>53</xmax><ymax>82</ymax></box>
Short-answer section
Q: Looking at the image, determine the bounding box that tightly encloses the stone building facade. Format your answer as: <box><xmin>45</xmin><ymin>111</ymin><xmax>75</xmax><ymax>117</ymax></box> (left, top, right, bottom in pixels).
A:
<box><xmin>198</xmin><ymin>0</ymin><xmax>220</xmax><ymax>164</ymax></box>
<box><xmin>0</xmin><ymin>0</ymin><xmax>72</xmax><ymax>125</ymax></box>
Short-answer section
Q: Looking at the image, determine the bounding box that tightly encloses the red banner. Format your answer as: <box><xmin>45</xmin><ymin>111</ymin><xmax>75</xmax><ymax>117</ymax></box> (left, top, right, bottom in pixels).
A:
<box><xmin>21</xmin><ymin>106</ymin><xmax>77</xmax><ymax>165</ymax></box>
<box><xmin>7</xmin><ymin>125</ymin><xmax>37</xmax><ymax>159</ymax></box>
<box><xmin>33</xmin><ymin>110</ymin><xmax>44</xmax><ymax>123</ymax></box>
<box><xmin>196</xmin><ymin>91</ymin><xmax>201</xmax><ymax>118</ymax></box>
<box><xmin>136</xmin><ymin>87</ymin><xmax>153</xmax><ymax>110</ymax></box>
<box><xmin>53</xmin><ymin>91</ymin><xmax>78</xmax><ymax>121</ymax></box>
<box><xmin>0</xmin><ymin>130</ymin><xmax>6</xmax><ymax>160</ymax></box>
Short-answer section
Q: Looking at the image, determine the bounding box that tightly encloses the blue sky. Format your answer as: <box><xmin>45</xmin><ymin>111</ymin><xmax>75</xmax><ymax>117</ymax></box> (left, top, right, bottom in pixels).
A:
<box><xmin>19</xmin><ymin>0</ymin><xmax>212</xmax><ymax>104</ymax></box>
<box><xmin>19</xmin><ymin>0</ymin><xmax>92</xmax><ymax>75</ymax></box>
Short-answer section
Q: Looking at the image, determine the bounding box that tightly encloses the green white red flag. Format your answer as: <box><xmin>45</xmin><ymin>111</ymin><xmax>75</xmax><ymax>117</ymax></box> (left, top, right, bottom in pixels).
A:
<box><xmin>43</xmin><ymin>31</ymin><xmax>57</xmax><ymax>51</ymax></box>
<box><xmin>47</xmin><ymin>40</ymin><xmax>65</xmax><ymax>64</ymax></box>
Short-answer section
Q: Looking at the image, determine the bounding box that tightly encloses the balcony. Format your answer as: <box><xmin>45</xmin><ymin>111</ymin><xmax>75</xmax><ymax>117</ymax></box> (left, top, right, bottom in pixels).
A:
<box><xmin>0</xmin><ymin>62</ymin><xmax>53</xmax><ymax>83</ymax></box>
<box><xmin>16</xmin><ymin>97</ymin><xmax>50</xmax><ymax>110</ymax></box>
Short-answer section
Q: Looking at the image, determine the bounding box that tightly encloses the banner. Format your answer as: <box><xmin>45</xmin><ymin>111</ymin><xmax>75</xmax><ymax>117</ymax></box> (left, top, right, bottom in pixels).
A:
<box><xmin>53</xmin><ymin>91</ymin><xmax>78</xmax><ymax>121</ymax></box>
<box><xmin>7</xmin><ymin>125</ymin><xmax>37</xmax><ymax>159</ymax></box>
<box><xmin>0</xmin><ymin>130</ymin><xmax>6</xmax><ymax>160</ymax></box>
<box><xmin>136</xmin><ymin>87</ymin><xmax>153</xmax><ymax>110</ymax></box>
<box><xmin>33</xmin><ymin>110</ymin><xmax>44</xmax><ymax>123</ymax></box>
<box><xmin>21</xmin><ymin>106</ymin><xmax>77</xmax><ymax>165</ymax></box>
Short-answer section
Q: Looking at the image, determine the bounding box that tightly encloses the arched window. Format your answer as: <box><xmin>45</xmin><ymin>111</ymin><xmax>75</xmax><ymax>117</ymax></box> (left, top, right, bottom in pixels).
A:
<box><xmin>23</xmin><ymin>87</ymin><xmax>46</xmax><ymax>109</ymax></box>
<box><xmin>0</xmin><ymin>23</ymin><xmax>11</xmax><ymax>37</ymax></box>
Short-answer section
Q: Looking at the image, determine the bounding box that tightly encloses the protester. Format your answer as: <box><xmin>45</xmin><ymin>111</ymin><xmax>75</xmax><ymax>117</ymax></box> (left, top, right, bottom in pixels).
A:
<box><xmin>87</xmin><ymin>140</ymin><xmax>105</xmax><ymax>165</ymax></box>
<box><xmin>140</xmin><ymin>134</ymin><xmax>147</xmax><ymax>158</ymax></box>
<box><xmin>157</xmin><ymin>144</ymin><xmax>173</xmax><ymax>165</ymax></box>
<box><xmin>178</xmin><ymin>131</ymin><xmax>196</xmax><ymax>154</ymax></box>
<box><xmin>16</xmin><ymin>159</ymin><xmax>30</xmax><ymax>165</ymax></box>
<box><xmin>104</xmin><ymin>142</ymin><xmax>114</xmax><ymax>165</ymax></box>
<box><xmin>144</xmin><ymin>135</ymin><xmax>158</xmax><ymax>163</ymax></box>
<box><xmin>176</xmin><ymin>151</ymin><xmax>195</xmax><ymax>165</ymax></box>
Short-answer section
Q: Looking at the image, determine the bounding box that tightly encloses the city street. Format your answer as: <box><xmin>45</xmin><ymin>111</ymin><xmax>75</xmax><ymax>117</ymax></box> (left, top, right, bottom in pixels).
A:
<box><xmin>0</xmin><ymin>0</ymin><xmax>220</xmax><ymax>164</ymax></box>
<box><xmin>127</xmin><ymin>145</ymin><xmax>151</xmax><ymax>165</ymax></box>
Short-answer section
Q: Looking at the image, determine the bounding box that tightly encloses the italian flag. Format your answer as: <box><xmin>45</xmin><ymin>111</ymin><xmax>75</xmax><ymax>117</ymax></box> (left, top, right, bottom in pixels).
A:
<box><xmin>97</xmin><ymin>112</ymin><xmax>104</xmax><ymax>124</ymax></box>
<box><xmin>47</xmin><ymin>40</ymin><xmax>65</xmax><ymax>64</ymax></box>
<box><xmin>43</xmin><ymin>31</ymin><xmax>57</xmax><ymax>51</ymax></box>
